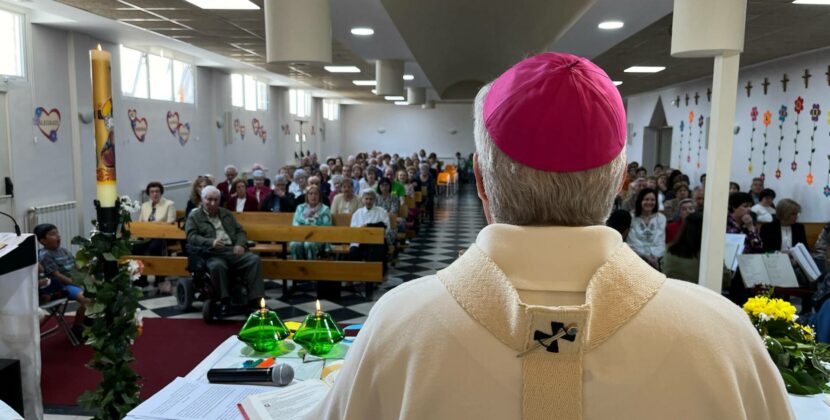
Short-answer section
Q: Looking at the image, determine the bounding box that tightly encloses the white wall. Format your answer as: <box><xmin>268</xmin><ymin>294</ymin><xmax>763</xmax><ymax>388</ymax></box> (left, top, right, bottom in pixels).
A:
<box><xmin>3</xmin><ymin>20</ymin><xmax>324</xmax><ymax>234</ymax></box>
<box><xmin>342</xmin><ymin>103</ymin><xmax>474</xmax><ymax>159</ymax></box>
<box><xmin>625</xmin><ymin>47</ymin><xmax>830</xmax><ymax>222</ymax></box>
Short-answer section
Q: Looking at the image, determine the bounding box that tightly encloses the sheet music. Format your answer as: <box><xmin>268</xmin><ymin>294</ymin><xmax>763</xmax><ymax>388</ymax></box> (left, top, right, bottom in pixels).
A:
<box><xmin>789</xmin><ymin>243</ymin><xmax>821</xmax><ymax>282</ymax></box>
<box><xmin>724</xmin><ymin>234</ymin><xmax>746</xmax><ymax>272</ymax></box>
<box><xmin>738</xmin><ymin>254</ymin><xmax>799</xmax><ymax>288</ymax></box>
<box><xmin>125</xmin><ymin>377</ymin><xmax>273</xmax><ymax>420</ymax></box>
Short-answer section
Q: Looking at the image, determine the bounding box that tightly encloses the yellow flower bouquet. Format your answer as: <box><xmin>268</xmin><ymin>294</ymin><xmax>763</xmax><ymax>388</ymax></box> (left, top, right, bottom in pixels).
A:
<box><xmin>743</xmin><ymin>294</ymin><xmax>829</xmax><ymax>395</ymax></box>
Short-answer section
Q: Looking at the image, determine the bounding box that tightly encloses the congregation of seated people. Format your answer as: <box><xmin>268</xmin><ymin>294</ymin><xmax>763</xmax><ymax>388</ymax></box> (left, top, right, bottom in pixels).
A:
<box><xmin>41</xmin><ymin>149</ymin><xmax>452</xmax><ymax>299</ymax></box>
<box><xmin>609</xmin><ymin>162</ymin><xmax>830</xmax><ymax>342</ymax></box>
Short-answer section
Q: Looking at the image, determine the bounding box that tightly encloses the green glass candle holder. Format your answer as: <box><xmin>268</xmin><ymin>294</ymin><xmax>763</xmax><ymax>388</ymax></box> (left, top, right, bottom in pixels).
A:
<box><xmin>238</xmin><ymin>307</ymin><xmax>290</xmax><ymax>353</ymax></box>
<box><xmin>293</xmin><ymin>310</ymin><xmax>345</xmax><ymax>356</ymax></box>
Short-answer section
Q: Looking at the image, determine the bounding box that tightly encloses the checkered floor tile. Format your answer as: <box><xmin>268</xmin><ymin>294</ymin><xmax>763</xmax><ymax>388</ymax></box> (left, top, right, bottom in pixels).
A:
<box><xmin>65</xmin><ymin>184</ymin><xmax>487</xmax><ymax>324</ymax></box>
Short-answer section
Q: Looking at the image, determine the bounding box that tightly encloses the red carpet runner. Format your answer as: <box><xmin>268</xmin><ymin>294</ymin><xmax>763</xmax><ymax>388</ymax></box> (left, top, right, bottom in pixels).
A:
<box><xmin>41</xmin><ymin>318</ymin><xmax>243</xmax><ymax>407</ymax></box>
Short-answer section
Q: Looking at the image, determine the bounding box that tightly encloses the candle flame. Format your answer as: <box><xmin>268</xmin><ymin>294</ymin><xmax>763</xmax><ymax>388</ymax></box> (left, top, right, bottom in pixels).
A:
<box><xmin>315</xmin><ymin>299</ymin><xmax>321</xmax><ymax>312</ymax></box>
<box><xmin>97</xmin><ymin>44</ymin><xmax>102</xmax><ymax>51</ymax></box>
<box><xmin>260</xmin><ymin>297</ymin><xmax>265</xmax><ymax>309</ymax></box>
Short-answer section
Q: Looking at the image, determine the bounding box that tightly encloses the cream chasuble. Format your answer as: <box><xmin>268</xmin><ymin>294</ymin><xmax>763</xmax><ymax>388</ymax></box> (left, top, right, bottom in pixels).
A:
<box><xmin>304</xmin><ymin>225</ymin><xmax>793</xmax><ymax>420</ymax></box>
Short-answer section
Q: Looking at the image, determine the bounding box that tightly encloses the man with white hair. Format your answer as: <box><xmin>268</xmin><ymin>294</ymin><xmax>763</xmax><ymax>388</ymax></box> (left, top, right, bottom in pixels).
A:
<box><xmin>185</xmin><ymin>186</ymin><xmax>264</xmax><ymax>312</ymax></box>
<box><xmin>305</xmin><ymin>53</ymin><xmax>791</xmax><ymax>419</ymax></box>
<box><xmin>216</xmin><ymin>165</ymin><xmax>237</xmax><ymax>205</ymax></box>
<box><xmin>347</xmin><ymin>189</ymin><xmax>391</xmax><ymax>273</ymax></box>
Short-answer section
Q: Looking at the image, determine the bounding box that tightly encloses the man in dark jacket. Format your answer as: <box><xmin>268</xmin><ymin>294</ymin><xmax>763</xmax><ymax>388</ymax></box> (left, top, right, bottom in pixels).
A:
<box><xmin>186</xmin><ymin>186</ymin><xmax>264</xmax><ymax>308</ymax></box>
<box><xmin>260</xmin><ymin>175</ymin><xmax>297</xmax><ymax>212</ymax></box>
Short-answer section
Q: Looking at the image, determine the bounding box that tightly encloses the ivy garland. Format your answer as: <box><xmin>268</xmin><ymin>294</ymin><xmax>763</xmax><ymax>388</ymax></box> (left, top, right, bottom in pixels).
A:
<box><xmin>71</xmin><ymin>196</ymin><xmax>144</xmax><ymax>420</ymax></box>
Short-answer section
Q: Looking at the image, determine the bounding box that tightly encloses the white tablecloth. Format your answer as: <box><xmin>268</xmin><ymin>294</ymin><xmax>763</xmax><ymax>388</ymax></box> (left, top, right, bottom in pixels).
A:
<box><xmin>0</xmin><ymin>234</ymin><xmax>40</xmax><ymax>420</ymax></box>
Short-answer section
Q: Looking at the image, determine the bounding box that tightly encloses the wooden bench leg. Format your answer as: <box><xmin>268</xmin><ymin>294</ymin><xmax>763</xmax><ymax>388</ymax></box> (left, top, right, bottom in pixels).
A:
<box><xmin>366</xmin><ymin>282</ymin><xmax>374</xmax><ymax>301</ymax></box>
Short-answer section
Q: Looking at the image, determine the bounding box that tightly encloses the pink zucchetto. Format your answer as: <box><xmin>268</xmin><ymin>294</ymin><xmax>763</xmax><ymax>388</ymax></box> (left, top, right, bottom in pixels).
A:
<box><xmin>483</xmin><ymin>52</ymin><xmax>626</xmax><ymax>173</ymax></box>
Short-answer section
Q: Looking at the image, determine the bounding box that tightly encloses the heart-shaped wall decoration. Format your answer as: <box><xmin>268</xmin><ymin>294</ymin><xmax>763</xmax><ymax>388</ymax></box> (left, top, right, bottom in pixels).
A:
<box><xmin>260</xmin><ymin>129</ymin><xmax>267</xmax><ymax>144</ymax></box>
<box><xmin>167</xmin><ymin>111</ymin><xmax>180</xmax><ymax>135</ymax></box>
<box><xmin>34</xmin><ymin>107</ymin><xmax>61</xmax><ymax>142</ymax></box>
<box><xmin>178</xmin><ymin>122</ymin><xmax>191</xmax><ymax>146</ymax></box>
<box><xmin>132</xmin><ymin>117</ymin><xmax>148</xmax><ymax>142</ymax></box>
<box><xmin>252</xmin><ymin>118</ymin><xmax>261</xmax><ymax>136</ymax></box>
<box><xmin>239</xmin><ymin>125</ymin><xmax>246</xmax><ymax>140</ymax></box>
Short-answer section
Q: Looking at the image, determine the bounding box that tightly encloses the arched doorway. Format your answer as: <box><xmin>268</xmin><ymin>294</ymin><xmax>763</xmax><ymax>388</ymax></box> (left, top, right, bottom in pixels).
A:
<box><xmin>642</xmin><ymin>97</ymin><xmax>673</xmax><ymax>171</ymax></box>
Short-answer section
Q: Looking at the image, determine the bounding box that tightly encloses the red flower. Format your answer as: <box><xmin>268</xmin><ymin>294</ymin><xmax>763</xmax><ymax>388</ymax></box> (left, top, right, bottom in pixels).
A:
<box><xmin>751</xmin><ymin>107</ymin><xmax>759</xmax><ymax>122</ymax></box>
<box><xmin>688</xmin><ymin>111</ymin><xmax>694</xmax><ymax>123</ymax></box>
<box><xmin>795</xmin><ymin>96</ymin><xmax>804</xmax><ymax>114</ymax></box>
<box><xmin>775</xmin><ymin>169</ymin><xmax>782</xmax><ymax>179</ymax></box>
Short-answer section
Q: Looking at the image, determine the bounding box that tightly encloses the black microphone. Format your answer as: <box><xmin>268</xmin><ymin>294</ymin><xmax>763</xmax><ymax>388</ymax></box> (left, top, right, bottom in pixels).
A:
<box><xmin>207</xmin><ymin>364</ymin><xmax>294</xmax><ymax>386</ymax></box>
<box><xmin>0</xmin><ymin>211</ymin><xmax>21</xmax><ymax>236</ymax></box>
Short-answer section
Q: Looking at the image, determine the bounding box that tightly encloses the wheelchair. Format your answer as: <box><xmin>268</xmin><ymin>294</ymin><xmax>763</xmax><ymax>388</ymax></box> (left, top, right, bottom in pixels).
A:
<box><xmin>175</xmin><ymin>244</ymin><xmax>253</xmax><ymax>323</ymax></box>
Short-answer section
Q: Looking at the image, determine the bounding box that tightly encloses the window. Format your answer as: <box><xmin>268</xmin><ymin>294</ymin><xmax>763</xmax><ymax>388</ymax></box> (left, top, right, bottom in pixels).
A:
<box><xmin>231</xmin><ymin>74</ymin><xmax>243</xmax><ymax>107</ymax></box>
<box><xmin>256</xmin><ymin>81</ymin><xmax>268</xmax><ymax>111</ymax></box>
<box><xmin>243</xmin><ymin>75</ymin><xmax>256</xmax><ymax>111</ymax></box>
<box><xmin>323</xmin><ymin>99</ymin><xmax>339</xmax><ymax>121</ymax></box>
<box><xmin>148</xmin><ymin>54</ymin><xmax>173</xmax><ymax>101</ymax></box>
<box><xmin>289</xmin><ymin>89</ymin><xmax>311</xmax><ymax>118</ymax></box>
<box><xmin>0</xmin><ymin>9</ymin><xmax>24</xmax><ymax>78</ymax></box>
<box><xmin>173</xmin><ymin>60</ymin><xmax>194</xmax><ymax>103</ymax></box>
<box><xmin>120</xmin><ymin>45</ymin><xmax>194</xmax><ymax>103</ymax></box>
<box><xmin>120</xmin><ymin>46</ymin><xmax>148</xmax><ymax>98</ymax></box>
<box><xmin>231</xmin><ymin>74</ymin><xmax>268</xmax><ymax>111</ymax></box>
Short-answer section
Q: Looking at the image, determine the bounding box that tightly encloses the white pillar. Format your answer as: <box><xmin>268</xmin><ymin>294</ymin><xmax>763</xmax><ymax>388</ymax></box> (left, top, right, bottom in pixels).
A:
<box><xmin>375</xmin><ymin>60</ymin><xmax>404</xmax><ymax>96</ymax></box>
<box><xmin>699</xmin><ymin>53</ymin><xmax>741</xmax><ymax>291</ymax></box>
<box><xmin>407</xmin><ymin>87</ymin><xmax>426</xmax><ymax>105</ymax></box>
<box><xmin>264</xmin><ymin>0</ymin><xmax>331</xmax><ymax>63</ymax></box>
<box><xmin>671</xmin><ymin>0</ymin><xmax>746</xmax><ymax>292</ymax></box>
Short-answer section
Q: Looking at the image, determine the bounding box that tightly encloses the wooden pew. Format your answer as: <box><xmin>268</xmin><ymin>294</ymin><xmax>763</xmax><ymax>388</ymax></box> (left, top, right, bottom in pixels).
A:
<box><xmin>804</xmin><ymin>222</ymin><xmax>824</xmax><ymax>250</ymax></box>
<box><xmin>127</xmin><ymin>219</ymin><xmax>385</xmax><ymax>299</ymax></box>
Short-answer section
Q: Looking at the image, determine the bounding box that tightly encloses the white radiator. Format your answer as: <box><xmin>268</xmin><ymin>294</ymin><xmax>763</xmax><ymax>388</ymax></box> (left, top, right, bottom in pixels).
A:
<box><xmin>26</xmin><ymin>201</ymin><xmax>80</xmax><ymax>253</ymax></box>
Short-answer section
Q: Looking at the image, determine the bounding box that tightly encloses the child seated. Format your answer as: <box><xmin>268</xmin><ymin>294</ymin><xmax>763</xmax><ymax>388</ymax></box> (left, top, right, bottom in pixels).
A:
<box><xmin>35</xmin><ymin>223</ymin><xmax>91</xmax><ymax>338</ymax></box>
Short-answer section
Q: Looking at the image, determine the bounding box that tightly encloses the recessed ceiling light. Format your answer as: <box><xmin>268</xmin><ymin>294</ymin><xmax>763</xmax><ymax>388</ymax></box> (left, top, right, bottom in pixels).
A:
<box><xmin>324</xmin><ymin>66</ymin><xmax>361</xmax><ymax>73</ymax></box>
<box><xmin>613</xmin><ymin>81</ymin><xmax>623</xmax><ymax>86</ymax></box>
<box><xmin>402</xmin><ymin>74</ymin><xmax>414</xmax><ymax>81</ymax></box>
<box><xmin>184</xmin><ymin>0</ymin><xmax>259</xmax><ymax>10</ymax></box>
<box><xmin>792</xmin><ymin>0</ymin><xmax>830</xmax><ymax>4</ymax></box>
<box><xmin>350</xmin><ymin>27</ymin><xmax>375</xmax><ymax>36</ymax></box>
<box><xmin>394</xmin><ymin>101</ymin><xmax>408</xmax><ymax>105</ymax></box>
<box><xmin>352</xmin><ymin>80</ymin><xmax>377</xmax><ymax>86</ymax></box>
<box><xmin>624</xmin><ymin>66</ymin><xmax>665</xmax><ymax>73</ymax></box>
<box><xmin>384</xmin><ymin>96</ymin><xmax>405</xmax><ymax>101</ymax></box>
<box><xmin>598</xmin><ymin>21</ymin><xmax>624</xmax><ymax>30</ymax></box>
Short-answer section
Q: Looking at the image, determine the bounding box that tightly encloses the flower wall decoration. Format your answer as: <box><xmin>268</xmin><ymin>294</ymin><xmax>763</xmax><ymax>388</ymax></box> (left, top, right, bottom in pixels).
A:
<box><xmin>761</xmin><ymin>110</ymin><xmax>772</xmax><ymax>181</ymax></box>
<box><xmin>687</xmin><ymin>111</ymin><xmax>694</xmax><ymax>164</ymax></box>
<box><xmin>678</xmin><ymin>120</ymin><xmax>685</xmax><ymax>169</ymax></box>
<box><xmin>748</xmin><ymin>107</ymin><xmax>758</xmax><ymax>173</ymax></box>
<box><xmin>776</xmin><ymin>105</ymin><xmax>788</xmax><ymax>178</ymax></box>
<box><xmin>791</xmin><ymin>97</ymin><xmax>804</xmax><ymax>172</ymax></box>
<box><xmin>696</xmin><ymin>114</ymin><xmax>705</xmax><ymax>169</ymax></box>
<box><xmin>806</xmin><ymin>104</ymin><xmax>820</xmax><ymax>185</ymax></box>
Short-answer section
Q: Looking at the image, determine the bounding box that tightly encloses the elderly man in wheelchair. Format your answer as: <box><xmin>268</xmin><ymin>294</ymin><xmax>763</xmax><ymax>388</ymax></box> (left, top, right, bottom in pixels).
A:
<box><xmin>184</xmin><ymin>185</ymin><xmax>265</xmax><ymax>320</ymax></box>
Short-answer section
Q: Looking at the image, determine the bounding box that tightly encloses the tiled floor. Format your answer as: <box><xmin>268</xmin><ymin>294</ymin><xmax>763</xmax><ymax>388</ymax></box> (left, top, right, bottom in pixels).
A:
<box><xmin>44</xmin><ymin>185</ymin><xmax>486</xmax><ymax>418</ymax></box>
<box><xmin>66</xmin><ymin>184</ymin><xmax>487</xmax><ymax>326</ymax></box>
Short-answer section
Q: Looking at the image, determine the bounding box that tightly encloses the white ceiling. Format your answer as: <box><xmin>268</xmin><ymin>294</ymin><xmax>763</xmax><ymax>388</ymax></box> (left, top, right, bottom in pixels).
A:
<box><xmin>549</xmin><ymin>0</ymin><xmax>674</xmax><ymax>59</ymax></box>
<box><xmin>1</xmin><ymin>0</ymin><xmax>678</xmax><ymax>102</ymax></box>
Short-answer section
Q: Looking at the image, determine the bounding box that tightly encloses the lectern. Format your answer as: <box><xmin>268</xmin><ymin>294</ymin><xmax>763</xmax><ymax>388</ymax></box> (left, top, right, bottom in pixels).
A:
<box><xmin>0</xmin><ymin>234</ymin><xmax>41</xmax><ymax>420</ymax></box>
